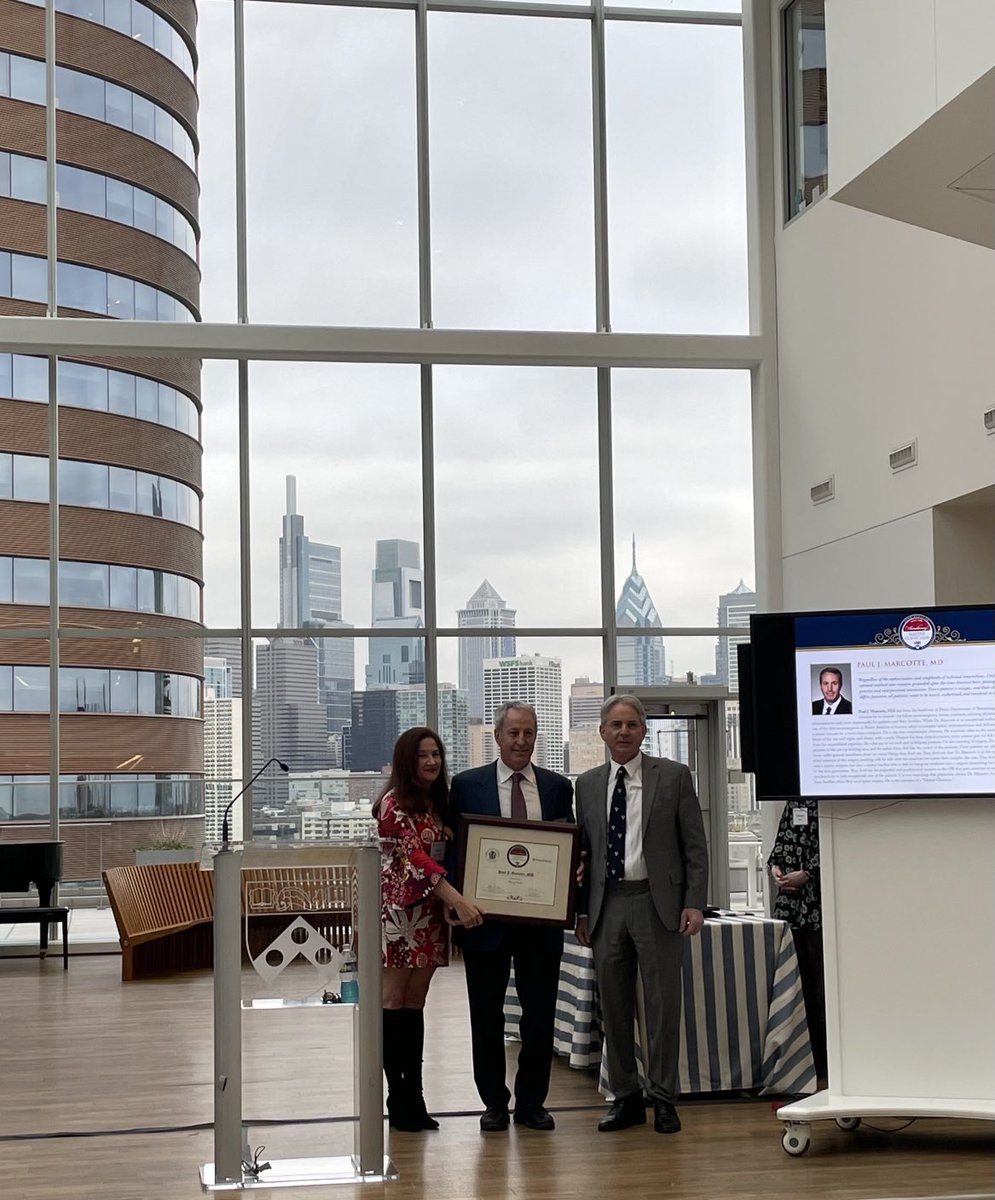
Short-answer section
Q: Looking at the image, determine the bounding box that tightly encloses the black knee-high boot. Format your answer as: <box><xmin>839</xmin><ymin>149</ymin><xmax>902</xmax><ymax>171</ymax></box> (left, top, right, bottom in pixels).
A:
<box><xmin>402</xmin><ymin>1008</ymin><xmax>439</xmax><ymax>1130</ymax></box>
<box><xmin>383</xmin><ymin>1009</ymin><xmax>420</xmax><ymax>1132</ymax></box>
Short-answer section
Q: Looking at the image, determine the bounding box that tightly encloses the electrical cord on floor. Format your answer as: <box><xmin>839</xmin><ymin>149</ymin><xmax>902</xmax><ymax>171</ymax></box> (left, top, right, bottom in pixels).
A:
<box><xmin>0</xmin><ymin>1094</ymin><xmax>836</xmax><ymax>1143</ymax></box>
<box><xmin>0</xmin><ymin>1105</ymin><xmax>611</xmax><ymax>1142</ymax></box>
<box><xmin>243</xmin><ymin>1144</ymin><xmax>271</xmax><ymax>1177</ymax></box>
<box><xmin>859</xmin><ymin>1119</ymin><xmax>918</xmax><ymax>1133</ymax></box>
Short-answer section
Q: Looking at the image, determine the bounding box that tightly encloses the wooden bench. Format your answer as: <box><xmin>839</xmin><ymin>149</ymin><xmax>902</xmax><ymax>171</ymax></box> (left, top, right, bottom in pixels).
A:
<box><xmin>103</xmin><ymin>861</ymin><xmax>355</xmax><ymax>981</ymax></box>
<box><xmin>104</xmin><ymin>862</ymin><xmax>214</xmax><ymax>981</ymax></box>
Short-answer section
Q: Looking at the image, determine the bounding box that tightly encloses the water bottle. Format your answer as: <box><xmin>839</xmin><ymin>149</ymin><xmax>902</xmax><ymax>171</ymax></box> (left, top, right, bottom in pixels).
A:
<box><xmin>340</xmin><ymin>943</ymin><xmax>359</xmax><ymax>1004</ymax></box>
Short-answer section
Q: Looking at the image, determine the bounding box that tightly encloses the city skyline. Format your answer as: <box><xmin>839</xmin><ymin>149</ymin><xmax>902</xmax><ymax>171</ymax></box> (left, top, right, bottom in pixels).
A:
<box><xmin>0</xmin><ymin>2</ymin><xmax>756</xmax><ymax>859</ymax></box>
<box><xmin>246</xmin><ymin>507</ymin><xmax>753</xmax><ymax>692</ymax></box>
<box><xmin>193</xmin><ymin>2</ymin><xmax>755</xmax><ymax>692</ymax></box>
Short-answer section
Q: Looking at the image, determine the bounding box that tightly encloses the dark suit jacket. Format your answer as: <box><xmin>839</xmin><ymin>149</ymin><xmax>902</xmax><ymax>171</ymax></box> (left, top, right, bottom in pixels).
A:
<box><xmin>812</xmin><ymin>697</ymin><xmax>852</xmax><ymax>714</ymax></box>
<box><xmin>448</xmin><ymin>761</ymin><xmax>574</xmax><ymax>952</ymax></box>
<box><xmin>575</xmin><ymin>755</ymin><xmax>708</xmax><ymax>935</ymax></box>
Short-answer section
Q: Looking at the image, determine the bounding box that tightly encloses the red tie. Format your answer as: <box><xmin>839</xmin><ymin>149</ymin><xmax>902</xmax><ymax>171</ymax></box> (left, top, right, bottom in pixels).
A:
<box><xmin>510</xmin><ymin>772</ymin><xmax>528</xmax><ymax>821</ymax></box>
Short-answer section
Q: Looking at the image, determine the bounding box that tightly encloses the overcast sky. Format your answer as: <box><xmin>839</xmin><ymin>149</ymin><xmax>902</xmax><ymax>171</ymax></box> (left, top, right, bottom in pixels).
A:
<box><xmin>193</xmin><ymin>0</ymin><xmax>753</xmax><ymax>686</ymax></box>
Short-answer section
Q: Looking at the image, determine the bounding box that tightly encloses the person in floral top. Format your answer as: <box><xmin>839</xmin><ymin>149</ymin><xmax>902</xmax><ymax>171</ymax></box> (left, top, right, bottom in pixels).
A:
<box><xmin>767</xmin><ymin>797</ymin><xmax>826</xmax><ymax>1081</ymax></box>
<box><xmin>375</xmin><ymin>726</ymin><xmax>483</xmax><ymax>1132</ymax></box>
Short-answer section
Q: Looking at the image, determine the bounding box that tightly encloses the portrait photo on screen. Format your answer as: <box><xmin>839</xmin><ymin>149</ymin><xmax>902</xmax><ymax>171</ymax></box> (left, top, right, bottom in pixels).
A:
<box><xmin>810</xmin><ymin>664</ymin><xmax>853</xmax><ymax>716</ymax></box>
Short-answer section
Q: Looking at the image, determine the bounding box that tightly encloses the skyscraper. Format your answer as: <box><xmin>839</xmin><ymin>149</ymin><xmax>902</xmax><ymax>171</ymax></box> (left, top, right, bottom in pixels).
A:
<box><xmin>252</xmin><ymin>638</ymin><xmax>327</xmax><ymax>808</ymax></box>
<box><xmin>203</xmin><ymin>689</ymin><xmax>243</xmax><ymax>843</ymax></box>
<box><xmin>366</xmin><ymin>539</ymin><xmax>425</xmax><ymax>686</ymax></box>
<box><xmin>714</xmin><ymin>580</ymin><xmax>757</xmax><ymax>819</ymax></box>
<box><xmin>204</xmin><ymin>638</ymin><xmax>243</xmax><ymax>697</ymax></box>
<box><xmin>715</xmin><ymin>579</ymin><xmax>756</xmax><ymax>692</ymax></box>
<box><xmin>279</xmin><ymin>475</ymin><xmax>340</xmax><ymax>629</ymax></box>
<box><xmin>349</xmin><ymin>683</ymin><xmax>470</xmax><ymax>775</ymax></box>
<box><xmin>567</xmin><ymin>677</ymin><xmax>605</xmax><ymax>775</ymax></box>
<box><xmin>278</xmin><ymin>475</ymin><xmax>354</xmax><ymax>732</ymax></box>
<box><xmin>568</xmin><ymin>676</ymin><xmax>604</xmax><ymax>727</ymax></box>
<box><xmin>458</xmin><ymin>580</ymin><xmax>517</xmax><ymax>720</ymax></box>
<box><xmin>0</xmin><ymin>3</ymin><xmax>204</xmax><ymax>877</ymax></box>
<box><xmin>616</xmin><ymin>537</ymin><xmax>668</xmax><ymax>687</ymax></box>
<box><xmin>203</xmin><ymin>656</ymin><xmax>232</xmax><ymax>701</ymax></box>
<box><xmin>482</xmin><ymin>654</ymin><xmax>563</xmax><ymax>772</ymax></box>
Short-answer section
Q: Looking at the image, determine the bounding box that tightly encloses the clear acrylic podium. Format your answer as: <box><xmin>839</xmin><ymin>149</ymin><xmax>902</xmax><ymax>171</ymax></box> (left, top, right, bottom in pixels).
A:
<box><xmin>198</xmin><ymin>839</ymin><xmax>397</xmax><ymax>1191</ymax></box>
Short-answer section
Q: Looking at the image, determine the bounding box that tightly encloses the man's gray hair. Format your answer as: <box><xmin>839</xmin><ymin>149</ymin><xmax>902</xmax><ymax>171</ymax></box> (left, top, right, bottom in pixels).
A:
<box><xmin>493</xmin><ymin>701</ymin><xmax>538</xmax><ymax>732</ymax></box>
<box><xmin>600</xmin><ymin>693</ymin><xmax>647</xmax><ymax>725</ymax></box>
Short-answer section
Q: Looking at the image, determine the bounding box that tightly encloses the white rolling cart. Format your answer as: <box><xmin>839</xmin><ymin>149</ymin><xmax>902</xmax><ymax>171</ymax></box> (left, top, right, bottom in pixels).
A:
<box><xmin>199</xmin><ymin>839</ymin><xmax>397</xmax><ymax>1190</ymax></box>
<box><xmin>776</xmin><ymin>799</ymin><xmax>995</xmax><ymax>1156</ymax></box>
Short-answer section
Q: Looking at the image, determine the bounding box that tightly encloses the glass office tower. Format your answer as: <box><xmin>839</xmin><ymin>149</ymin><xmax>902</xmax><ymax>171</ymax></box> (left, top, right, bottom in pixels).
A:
<box><xmin>0</xmin><ymin>0</ymin><xmax>203</xmax><ymax>877</ymax></box>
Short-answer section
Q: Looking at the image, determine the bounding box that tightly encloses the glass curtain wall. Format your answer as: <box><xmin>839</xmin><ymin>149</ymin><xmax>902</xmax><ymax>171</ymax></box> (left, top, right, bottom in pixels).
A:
<box><xmin>0</xmin><ymin>0</ymin><xmax>767</xmax><ymax>940</ymax></box>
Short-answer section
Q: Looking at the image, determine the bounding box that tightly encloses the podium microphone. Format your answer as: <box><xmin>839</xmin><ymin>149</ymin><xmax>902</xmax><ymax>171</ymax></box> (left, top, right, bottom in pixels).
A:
<box><xmin>220</xmin><ymin>757</ymin><xmax>289</xmax><ymax>847</ymax></box>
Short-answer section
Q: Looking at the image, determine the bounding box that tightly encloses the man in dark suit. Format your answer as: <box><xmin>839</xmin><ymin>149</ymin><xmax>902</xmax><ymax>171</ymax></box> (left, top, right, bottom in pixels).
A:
<box><xmin>812</xmin><ymin>667</ymin><xmax>852</xmax><ymax>714</ymax></box>
<box><xmin>449</xmin><ymin>701</ymin><xmax>574</xmax><ymax>1133</ymax></box>
<box><xmin>575</xmin><ymin>694</ymin><xmax>707</xmax><ymax>1134</ymax></box>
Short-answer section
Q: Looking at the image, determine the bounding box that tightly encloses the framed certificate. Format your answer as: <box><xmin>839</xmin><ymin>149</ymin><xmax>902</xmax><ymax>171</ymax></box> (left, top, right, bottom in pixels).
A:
<box><xmin>457</xmin><ymin>815</ymin><xmax>580</xmax><ymax>927</ymax></box>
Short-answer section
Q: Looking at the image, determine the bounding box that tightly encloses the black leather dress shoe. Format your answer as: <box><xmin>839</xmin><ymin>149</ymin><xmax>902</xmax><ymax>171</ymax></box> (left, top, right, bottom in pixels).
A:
<box><xmin>480</xmin><ymin>1105</ymin><xmax>510</xmax><ymax>1132</ymax></box>
<box><xmin>653</xmin><ymin>1100</ymin><xmax>681</xmax><ymax>1134</ymax></box>
<box><xmin>513</xmin><ymin>1106</ymin><xmax>555</xmax><ymax>1131</ymax></box>
<box><xmin>597</xmin><ymin>1095</ymin><xmax>647</xmax><ymax>1132</ymax></box>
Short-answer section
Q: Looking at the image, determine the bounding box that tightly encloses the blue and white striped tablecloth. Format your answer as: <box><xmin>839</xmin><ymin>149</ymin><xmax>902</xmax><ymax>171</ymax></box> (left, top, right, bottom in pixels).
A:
<box><xmin>505</xmin><ymin>915</ymin><xmax>816</xmax><ymax>1096</ymax></box>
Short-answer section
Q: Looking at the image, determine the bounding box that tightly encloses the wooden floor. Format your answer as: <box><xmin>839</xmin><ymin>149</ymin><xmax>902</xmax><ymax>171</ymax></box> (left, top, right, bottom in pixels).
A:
<box><xmin>0</xmin><ymin>954</ymin><xmax>992</xmax><ymax>1200</ymax></box>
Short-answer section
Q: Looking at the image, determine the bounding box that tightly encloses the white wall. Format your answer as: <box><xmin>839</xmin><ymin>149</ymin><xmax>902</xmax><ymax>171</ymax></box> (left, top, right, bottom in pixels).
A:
<box><xmin>776</xmin><ymin>199</ymin><xmax>995</xmax><ymax>566</ymax></box>
<box><xmin>768</xmin><ymin>3</ymin><xmax>995</xmax><ymax>1107</ymax></box>
<box><xmin>827</xmin><ymin>0</ymin><xmax>995</xmax><ymax>190</ymax></box>
<box><xmin>932</xmin><ymin>494</ymin><xmax>995</xmax><ymax>606</ymax></box>
<box><xmin>782</xmin><ymin>510</ymin><xmax>935</xmax><ymax>611</ymax></box>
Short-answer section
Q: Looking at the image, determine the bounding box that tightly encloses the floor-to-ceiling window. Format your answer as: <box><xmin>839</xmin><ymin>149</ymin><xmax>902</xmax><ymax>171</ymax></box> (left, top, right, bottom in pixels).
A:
<box><xmin>0</xmin><ymin>0</ymin><xmax>774</xmax><ymax>942</ymax></box>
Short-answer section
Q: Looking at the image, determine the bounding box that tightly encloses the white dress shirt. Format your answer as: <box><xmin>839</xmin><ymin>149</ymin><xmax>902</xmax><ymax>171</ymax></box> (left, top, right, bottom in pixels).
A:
<box><xmin>822</xmin><ymin>699</ymin><xmax>841</xmax><ymax>715</ymax></box>
<box><xmin>496</xmin><ymin>759</ymin><xmax>542</xmax><ymax>821</ymax></box>
<box><xmin>606</xmin><ymin>753</ymin><xmax>647</xmax><ymax>880</ymax></box>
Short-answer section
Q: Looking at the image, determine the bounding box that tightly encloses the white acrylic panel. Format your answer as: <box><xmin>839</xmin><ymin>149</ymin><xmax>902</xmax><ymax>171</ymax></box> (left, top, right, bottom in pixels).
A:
<box><xmin>822</xmin><ymin>799</ymin><xmax>995</xmax><ymax>1099</ymax></box>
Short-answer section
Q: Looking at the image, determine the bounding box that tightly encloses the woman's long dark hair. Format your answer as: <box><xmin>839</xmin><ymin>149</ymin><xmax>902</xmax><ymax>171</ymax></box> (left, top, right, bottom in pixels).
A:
<box><xmin>374</xmin><ymin>726</ymin><xmax>449</xmax><ymax>823</ymax></box>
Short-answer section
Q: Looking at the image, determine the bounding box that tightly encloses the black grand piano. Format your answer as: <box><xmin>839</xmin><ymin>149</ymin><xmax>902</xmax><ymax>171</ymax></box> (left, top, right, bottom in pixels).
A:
<box><xmin>0</xmin><ymin>840</ymin><xmax>69</xmax><ymax>968</ymax></box>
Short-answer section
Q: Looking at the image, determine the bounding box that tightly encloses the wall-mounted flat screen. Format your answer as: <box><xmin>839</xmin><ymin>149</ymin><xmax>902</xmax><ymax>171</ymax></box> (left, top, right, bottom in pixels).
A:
<box><xmin>747</xmin><ymin>605</ymin><xmax>995</xmax><ymax>802</ymax></box>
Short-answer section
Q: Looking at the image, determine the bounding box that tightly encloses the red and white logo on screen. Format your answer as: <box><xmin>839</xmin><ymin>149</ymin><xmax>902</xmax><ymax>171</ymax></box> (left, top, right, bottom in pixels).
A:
<box><xmin>898</xmin><ymin>613</ymin><xmax>936</xmax><ymax>650</ymax></box>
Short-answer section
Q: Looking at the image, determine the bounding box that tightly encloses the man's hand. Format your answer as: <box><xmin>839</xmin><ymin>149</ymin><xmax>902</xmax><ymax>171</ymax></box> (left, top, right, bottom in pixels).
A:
<box><xmin>575</xmin><ymin>851</ymin><xmax>587</xmax><ymax>888</ymax></box>
<box><xmin>444</xmin><ymin>897</ymin><xmax>485</xmax><ymax>928</ymax></box>
<box><xmin>679</xmin><ymin>907</ymin><xmax>704</xmax><ymax>937</ymax></box>
<box><xmin>575</xmin><ymin>915</ymin><xmax>591</xmax><ymax>947</ymax></box>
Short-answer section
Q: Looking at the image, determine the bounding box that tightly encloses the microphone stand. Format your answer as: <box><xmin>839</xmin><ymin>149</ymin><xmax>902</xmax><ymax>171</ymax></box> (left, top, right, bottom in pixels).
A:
<box><xmin>211</xmin><ymin>755</ymin><xmax>287</xmax><ymax>1183</ymax></box>
<box><xmin>220</xmin><ymin>756</ymin><xmax>289</xmax><ymax>848</ymax></box>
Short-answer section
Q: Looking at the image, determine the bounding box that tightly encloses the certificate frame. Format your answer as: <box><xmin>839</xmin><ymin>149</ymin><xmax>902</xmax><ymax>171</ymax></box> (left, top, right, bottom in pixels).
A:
<box><xmin>457</xmin><ymin>815</ymin><xmax>580</xmax><ymax>927</ymax></box>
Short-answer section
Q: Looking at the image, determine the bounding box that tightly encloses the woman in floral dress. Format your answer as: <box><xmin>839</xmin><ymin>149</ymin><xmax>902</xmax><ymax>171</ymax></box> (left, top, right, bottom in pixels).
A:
<box><xmin>375</xmin><ymin>726</ymin><xmax>483</xmax><ymax>1131</ymax></box>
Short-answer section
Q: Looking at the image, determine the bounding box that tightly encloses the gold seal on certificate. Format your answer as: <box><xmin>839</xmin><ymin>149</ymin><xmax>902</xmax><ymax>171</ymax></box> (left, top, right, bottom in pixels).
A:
<box><xmin>457</xmin><ymin>815</ymin><xmax>580</xmax><ymax>927</ymax></box>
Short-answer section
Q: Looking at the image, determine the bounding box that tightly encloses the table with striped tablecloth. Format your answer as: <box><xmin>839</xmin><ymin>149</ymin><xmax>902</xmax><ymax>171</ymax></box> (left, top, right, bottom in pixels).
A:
<box><xmin>504</xmin><ymin>914</ymin><xmax>816</xmax><ymax>1096</ymax></box>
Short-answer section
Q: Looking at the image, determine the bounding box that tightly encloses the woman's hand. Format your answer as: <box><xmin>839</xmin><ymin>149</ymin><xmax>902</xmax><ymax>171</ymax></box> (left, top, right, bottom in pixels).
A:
<box><xmin>773</xmin><ymin>867</ymin><xmax>809</xmax><ymax>892</ymax></box>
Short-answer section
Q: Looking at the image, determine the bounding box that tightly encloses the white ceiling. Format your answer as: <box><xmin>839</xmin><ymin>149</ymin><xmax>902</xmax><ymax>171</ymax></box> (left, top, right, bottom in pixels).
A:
<box><xmin>834</xmin><ymin>68</ymin><xmax>995</xmax><ymax>248</ymax></box>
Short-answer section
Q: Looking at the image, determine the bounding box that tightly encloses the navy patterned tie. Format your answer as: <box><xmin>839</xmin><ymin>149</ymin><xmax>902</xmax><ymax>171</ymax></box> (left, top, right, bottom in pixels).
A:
<box><xmin>607</xmin><ymin>765</ymin><xmax>627</xmax><ymax>882</ymax></box>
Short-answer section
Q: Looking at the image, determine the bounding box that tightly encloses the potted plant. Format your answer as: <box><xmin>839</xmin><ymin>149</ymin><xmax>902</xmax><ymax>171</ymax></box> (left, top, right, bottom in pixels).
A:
<box><xmin>135</xmin><ymin>826</ymin><xmax>200</xmax><ymax>866</ymax></box>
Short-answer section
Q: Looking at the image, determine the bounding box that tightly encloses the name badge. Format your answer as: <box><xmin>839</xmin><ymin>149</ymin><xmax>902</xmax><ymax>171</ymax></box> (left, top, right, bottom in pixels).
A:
<box><xmin>429</xmin><ymin>840</ymin><xmax>446</xmax><ymax>863</ymax></box>
<box><xmin>792</xmin><ymin>807</ymin><xmax>809</xmax><ymax>827</ymax></box>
